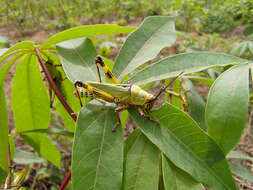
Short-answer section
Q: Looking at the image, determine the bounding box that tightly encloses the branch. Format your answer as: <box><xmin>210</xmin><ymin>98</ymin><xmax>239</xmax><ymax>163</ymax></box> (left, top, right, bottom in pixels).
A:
<box><xmin>59</xmin><ymin>171</ymin><xmax>71</xmax><ymax>190</ymax></box>
<box><xmin>35</xmin><ymin>48</ymin><xmax>77</xmax><ymax>121</ymax></box>
<box><xmin>35</xmin><ymin>48</ymin><xmax>74</xmax><ymax>190</ymax></box>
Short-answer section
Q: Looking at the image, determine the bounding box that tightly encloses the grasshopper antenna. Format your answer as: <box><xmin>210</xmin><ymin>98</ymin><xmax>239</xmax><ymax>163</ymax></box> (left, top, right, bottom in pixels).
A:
<box><xmin>151</xmin><ymin>71</ymin><xmax>184</xmax><ymax>103</ymax></box>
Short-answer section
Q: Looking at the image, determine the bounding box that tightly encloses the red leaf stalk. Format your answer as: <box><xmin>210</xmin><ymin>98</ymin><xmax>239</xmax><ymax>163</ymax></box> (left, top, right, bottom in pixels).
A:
<box><xmin>35</xmin><ymin>48</ymin><xmax>77</xmax><ymax>121</ymax></box>
<box><xmin>35</xmin><ymin>48</ymin><xmax>75</xmax><ymax>190</ymax></box>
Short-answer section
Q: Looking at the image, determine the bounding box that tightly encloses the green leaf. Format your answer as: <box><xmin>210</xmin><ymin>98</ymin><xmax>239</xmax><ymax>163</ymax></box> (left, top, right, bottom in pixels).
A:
<box><xmin>206</xmin><ymin>64</ymin><xmax>249</xmax><ymax>155</ymax></box>
<box><xmin>229</xmin><ymin>163</ymin><xmax>253</xmax><ymax>183</ymax></box>
<box><xmin>186</xmin><ymin>76</ymin><xmax>214</xmax><ymax>86</ymax></box>
<box><xmin>21</xmin><ymin>133</ymin><xmax>61</xmax><ymax>167</ymax></box>
<box><xmin>72</xmin><ymin>101</ymin><xmax>123</xmax><ymax>190</ymax></box>
<box><xmin>0</xmin><ymin>41</ymin><xmax>34</xmax><ymax>58</ymax></box>
<box><xmin>162</xmin><ymin>154</ymin><xmax>203</xmax><ymax>190</ymax></box>
<box><xmin>11</xmin><ymin>54</ymin><xmax>50</xmax><ymax>132</ymax></box>
<box><xmin>113</xmin><ymin>16</ymin><xmax>176</xmax><ymax>81</ymax></box>
<box><xmin>129</xmin><ymin>52</ymin><xmax>250</xmax><ymax>85</ymax></box>
<box><xmin>41</xmin><ymin>24</ymin><xmax>135</xmax><ymax>48</ymax></box>
<box><xmin>0</xmin><ymin>54</ymin><xmax>24</xmax><ymax>84</ymax></box>
<box><xmin>0</xmin><ymin>87</ymin><xmax>8</xmax><ymax>185</ymax></box>
<box><xmin>129</xmin><ymin>104</ymin><xmax>236</xmax><ymax>190</ymax></box>
<box><xmin>14</xmin><ymin>148</ymin><xmax>45</xmax><ymax>164</ymax></box>
<box><xmin>227</xmin><ymin>151</ymin><xmax>253</xmax><ymax>162</ymax></box>
<box><xmin>183</xmin><ymin>79</ymin><xmax>206</xmax><ymax>130</ymax></box>
<box><xmin>123</xmin><ymin>132</ymin><xmax>159</xmax><ymax>190</ymax></box>
<box><xmin>19</xmin><ymin>128</ymin><xmax>74</xmax><ymax>137</ymax></box>
<box><xmin>56</xmin><ymin>38</ymin><xmax>99</xmax><ymax>83</ymax></box>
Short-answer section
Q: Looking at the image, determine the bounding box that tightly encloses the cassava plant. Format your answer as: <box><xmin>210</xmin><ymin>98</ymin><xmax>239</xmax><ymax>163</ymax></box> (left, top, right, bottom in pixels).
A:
<box><xmin>0</xmin><ymin>16</ymin><xmax>252</xmax><ymax>190</ymax></box>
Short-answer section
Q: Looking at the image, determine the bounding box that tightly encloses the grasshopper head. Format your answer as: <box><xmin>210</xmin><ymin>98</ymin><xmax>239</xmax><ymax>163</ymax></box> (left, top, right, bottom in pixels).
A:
<box><xmin>144</xmin><ymin>97</ymin><xmax>155</xmax><ymax>111</ymax></box>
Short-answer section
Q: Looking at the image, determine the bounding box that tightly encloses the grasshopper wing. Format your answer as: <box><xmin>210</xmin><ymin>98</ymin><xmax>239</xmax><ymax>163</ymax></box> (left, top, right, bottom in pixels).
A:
<box><xmin>86</xmin><ymin>81</ymin><xmax>131</xmax><ymax>99</ymax></box>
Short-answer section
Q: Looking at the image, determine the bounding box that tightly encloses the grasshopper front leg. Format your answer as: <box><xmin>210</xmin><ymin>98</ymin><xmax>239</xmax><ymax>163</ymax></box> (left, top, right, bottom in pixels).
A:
<box><xmin>113</xmin><ymin>105</ymin><xmax>129</xmax><ymax>131</ymax></box>
<box><xmin>138</xmin><ymin>107</ymin><xmax>160</xmax><ymax>125</ymax></box>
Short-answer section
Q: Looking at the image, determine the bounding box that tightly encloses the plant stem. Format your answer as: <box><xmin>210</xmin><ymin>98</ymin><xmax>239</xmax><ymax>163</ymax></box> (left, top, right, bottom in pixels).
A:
<box><xmin>59</xmin><ymin>171</ymin><xmax>72</xmax><ymax>190</ymax></box>
<box><xmin>35</xmin><ymin>48</ymin><xmax>77</xmax><ymax>121</ymax></box>
<box><xmin>35</xmin><ymin>48</ymin><xmax>74</xmax><ymax>190</ymax></box>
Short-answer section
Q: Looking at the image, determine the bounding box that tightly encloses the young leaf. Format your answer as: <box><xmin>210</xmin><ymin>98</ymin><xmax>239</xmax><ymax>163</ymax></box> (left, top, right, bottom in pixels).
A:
<box><xmin>56</xmin><ymin>38</ymin><xmax>99</xmax><ymax>83</ymax></box>
<box><xmin>41</xmin><ymin>24</ymin><xmax>135</xmax><ymax>48</ymax></box>
<box><xmin>21</xmin><ymin>133</ymin><xmax>61</xmax><ymax>168</ymax></box>
<box><xmin>162</xmin><ymin>154</ymin><xmax>203</xmax><ymax>190</ymax></box>
<box><xmin>183</xmin><ymin>79</ymin><xmax>206</xmax><ymax>130</ymax></box>
<box><xmin>0</xmin><ymin>41</ymin><xmax>34</xmax><ymax>58</ymax></box>
<box><xmin>129</xmin><ymin>52</ymin><xmax>250</xmax><ymax>85</ymax></box>
<box><xmin>0</xmin><ymin>54</ymin><xmax>24</xmax><ymax>83</ymax></box>
<box><xmin>72</xmin><ymin>101</ymin><xmax>123</xmax><ymax>190</ymax></box>
<box><xmin>0</xmin><ymin>87</ymin><xmax>8</xmax><ymax>185</ymax></box>
<box><xmin>12</xmin><ymin>54</ymin><xmax>50</xmax><ymax>132</ymax></box>
<box><xmin>129</xmin><ymin>104</ymin><xmax>236</xmax><ymax>190</ymax></box>
<box><xmin>123</xmin><ymin>133</ymin><xmax>159</xmax><ymax>190</ymax></box>
<box><xmin>113</xmin><ymin>16</ymin><xmax>176</xmax><ymax>81</ymax></box>
<box><xmin>206</xmin><ymin>64</ymin><xmax>249</xmax><ymax>155</ymax></box>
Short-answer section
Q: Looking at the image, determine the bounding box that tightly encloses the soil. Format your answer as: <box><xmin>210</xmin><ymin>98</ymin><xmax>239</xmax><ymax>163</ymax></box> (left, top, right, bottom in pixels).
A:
<box><xmin>1</xmin><ymin>25</ymin><xmax>253</xmax><ymax>190</ymax></box>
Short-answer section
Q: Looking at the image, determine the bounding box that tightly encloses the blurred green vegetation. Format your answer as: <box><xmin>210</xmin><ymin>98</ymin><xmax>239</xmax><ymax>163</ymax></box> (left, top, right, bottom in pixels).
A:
<box><xmin>0</xmin><ymin>0</ymin><xmax>252</xmax><ymax>33</ymax></box>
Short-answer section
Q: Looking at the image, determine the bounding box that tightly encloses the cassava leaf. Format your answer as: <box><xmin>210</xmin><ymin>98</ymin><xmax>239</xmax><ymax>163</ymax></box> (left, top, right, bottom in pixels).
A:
<box><xmin>21</xmin><ymin>133</ymin><xmax>61</xmax><ymax>167</ymax></box>
<box><xmin>0</xmin><ymin>41</ymin><xmax>34</xmax><ymax>58</ymax></box>
<box><xmin>129</xmin><ymin>52</ymin><xmax>250</xmax><ymax>85</ymax></box>
<box><xmin>0</xmin><ymin>87</ymin><xmax>8</xmax><ymax>185</ymax></box>
<box><xmin>56</xmin><ymin>38</ymin><xmax>99</xmax><ymax>83</ymax></box>
<box><xmin>185</xmin><ymin>76</ymin><xmax>214</xmax><ymax>86</ymax></box>
<box><xmin>12</xmin><ymin>54</ymin><xmax>50</xmax><ymax>132</ymax></box>
<box><xmin>162</xmin><ymin>154</ymin><xmax>203</xmax><ymax>190</ymax></box>
<box><xmin>123</xmin><ymin>132</ymin><xmax>159</xmax><ymax>190</ymax></box>
<box><xmin>72</xmin><ymin>101</ymin><xmax>123</xmax><ymax>190</ymax></box>
<box><xmin>0</xmin><ymin>53</ymin><xmax>24</xmax><ymax>186</ymax></box>
<box><xmin>183</xmin><ymin>79</ymin><xmax>206</xmax><ymax>130</ymax></box>
<box><xmin>113</xmin><ymin>16</ymin><xmax>176</xmax><ymax>81</ymax></box>
<box><xmin>206</xmin><ymin>64</ymin><xmax>249</xmax><ymax>155</ymax></box>
<box><xmin>0</xmin><ymin>54</ymin><xmax>24</xmax><ymax>83</ymax></box>
<box><xmin>129</xmin><ymin>104</ymin><xmax>236</xmax><ymax>190</ymax></box>
<box><xmin>41</xmin><ymin>24</ymin><xmax>135</xmax><ymax>48</ymax></box>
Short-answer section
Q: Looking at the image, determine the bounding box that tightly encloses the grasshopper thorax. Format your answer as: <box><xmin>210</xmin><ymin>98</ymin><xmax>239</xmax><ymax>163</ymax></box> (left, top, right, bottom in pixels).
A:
<box><xmin>129</xmin><ymin>85</ymin><xmax>154</xmax><ymax>107</ymax></box>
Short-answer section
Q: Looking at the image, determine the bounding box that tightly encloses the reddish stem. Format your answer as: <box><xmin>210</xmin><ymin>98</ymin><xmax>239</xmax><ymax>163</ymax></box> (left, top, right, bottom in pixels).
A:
<box><xmin>35</xmin><ymin>48</ymin><xmax>75</xmax><ymax>190</ymax></box>
<box><xmin>35</xmin><ymin>48</ymin><xmax>77</xmax><ymax>121</ymax></box>
<box><xmin>59</xmin><ymin>171</ymin><xmax>72</xmax><ymax>190</ymax></box>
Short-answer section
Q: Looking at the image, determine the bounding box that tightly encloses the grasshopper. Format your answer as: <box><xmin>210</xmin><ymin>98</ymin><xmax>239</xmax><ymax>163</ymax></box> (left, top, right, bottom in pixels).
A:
<box><xmin>74</xmin><ymin>56</ymin><xmax>183</xmax><ymax>131</ymax></box>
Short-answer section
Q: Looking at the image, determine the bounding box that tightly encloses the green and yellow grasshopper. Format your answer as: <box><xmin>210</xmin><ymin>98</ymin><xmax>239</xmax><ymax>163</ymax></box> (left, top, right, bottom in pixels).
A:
<box><xmin>74</xmin><ymin>56</ymin><xmax>183</xmax><ymax>131</ymax></box>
